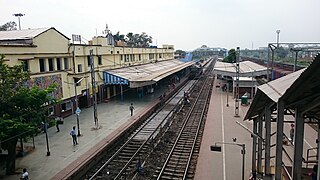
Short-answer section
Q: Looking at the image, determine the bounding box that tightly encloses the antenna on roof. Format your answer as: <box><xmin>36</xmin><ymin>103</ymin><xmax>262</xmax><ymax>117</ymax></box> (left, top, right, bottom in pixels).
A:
<box><xmin>13</xmin><ymin>13</ymin><xmax>25</xmax><ymax>30</ymax></box>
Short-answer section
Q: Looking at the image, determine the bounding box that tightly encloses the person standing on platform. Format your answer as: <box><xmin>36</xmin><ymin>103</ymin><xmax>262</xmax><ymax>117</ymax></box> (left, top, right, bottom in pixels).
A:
<box><xmin>130</xmin><ymin>103</ymin><xmax>135</xmax><ymax>116</ymax></box>
<box><xmin>70</xmin><ymin>126</ymin><xmax>78</xmax><ymax>145</ymax></box>
<box><xmin>290</xmin><ymin>123</ymin><xmax>295</xmax><ymax>144</ymax></box>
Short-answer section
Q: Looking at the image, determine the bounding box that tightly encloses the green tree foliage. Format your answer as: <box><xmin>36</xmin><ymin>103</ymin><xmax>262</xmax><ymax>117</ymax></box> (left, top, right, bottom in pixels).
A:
<box><xmin>0</xmin><ymin>21</ymin><xmax>17</xmax><ymax>31</ymax></box>
<box><xmin>223</xmin><ymin>49</ymin><xmax>237</xmax><ymax>63</ymax></box>
<box><xmin>277</xmin><ymin>46</ymin><xmax>289</xmax><ymax>59</ymax></box>
<box><xmin>125</xmin><ymin>32</ymin><xmax>152</xmax><ymax>47</ymax></box>
<box><xmin>113</xmin><ymin>31</ymin><xmax>125</xmax><ymax>42</ymax></box>
<box><xmin>0</xmin><ymin>55</ymin><xmax>57</xmax><ymax>174</ymax></box>
<box><xmin>175</xmin><ymin>50</ymin><xmax>186</xmax><ymax>58</ymax></box>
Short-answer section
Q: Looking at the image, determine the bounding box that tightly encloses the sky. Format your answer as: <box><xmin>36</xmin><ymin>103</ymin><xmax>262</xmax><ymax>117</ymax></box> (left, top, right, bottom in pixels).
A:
<box><xmin>1</xmin><ymin>0</ymin><xmax>320</xmax><ymax>51</ymax></box>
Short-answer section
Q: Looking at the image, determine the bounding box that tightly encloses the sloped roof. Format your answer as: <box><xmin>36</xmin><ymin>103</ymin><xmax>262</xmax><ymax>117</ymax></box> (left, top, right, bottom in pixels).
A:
<box><xmin>213</xmin><ymin>60</ymin><xmax>268</xmax><ymax>77</ymax></box>
<box><xmin>104</xmin><ymin>59</ymin><xmax>194</xmax><ymax>88</ymax></box>
<box><xmin>0</xmin><ymin>27</ymin><xmax>70</xmax><ymax>41</ymax></box>
<box><xmin>244</xmin><ymin>54</ymin><xmax>320</xmax><ymax>121</ymax></box>
<box><xmin>244</xmin><ymin>68</ymin><xmax>305</xmax><ymax>120</ymax></box>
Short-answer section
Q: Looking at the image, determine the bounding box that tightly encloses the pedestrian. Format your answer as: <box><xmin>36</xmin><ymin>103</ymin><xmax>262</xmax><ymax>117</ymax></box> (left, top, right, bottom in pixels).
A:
<box><xmin>70</xmin><ymin>126</ymin><xmax>78</xmax><ymax>145</ymax></box>
<box><xmin>20</xmin><ymin>168</ymin><xmax>29</xmax><ymax>180</ymax></box>
<box><xmin>290</xmin><ymin>123</ymin><xmax>295</xmax><ymax>144</ymax></box>
<box><xmin>130</xmin><ymin>103</ymin><xmax>135</xmax><ymax>116</ymax></box>
<box><xmin>55</xmin><ymin>117</ymin><xmax>61</xmax><ymax>132</ymax></box>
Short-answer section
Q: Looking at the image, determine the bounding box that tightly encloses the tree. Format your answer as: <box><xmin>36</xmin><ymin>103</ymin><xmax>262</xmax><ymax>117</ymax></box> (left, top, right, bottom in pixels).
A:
<box><xmin>277</xmin><ymin>46</ymin><xmax>289</xmax><ymax>59</ymax></box>
<box><xmin>0</xmin><ymin>55</ymin><xmax>57</xmax><ymax>174</ymax></box>
<box><xmin>223</xmin><ymin>49</ymin><xmax>237</xmax><ymax>63</ymax></box>
<box><xmin>0</xmin><ymin>21</ymin><xmax>17</xmax><ymax>31</ymax></box>
<box><xmin>125</xmin><ymin>32</ymin><xmax>152</xmax><ymax>47</ymax></box>
<box><xmin>113</xmin><ymin>32</ymin><xmax>126</xmax><ymax>43</ymax></box>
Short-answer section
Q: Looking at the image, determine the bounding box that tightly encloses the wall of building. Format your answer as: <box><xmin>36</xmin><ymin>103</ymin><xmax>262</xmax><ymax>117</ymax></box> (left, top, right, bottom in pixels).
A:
<box><xmin>0</xmin><ymin>28</ymin><xmax>174</xmax><ymax>118</ymax></box>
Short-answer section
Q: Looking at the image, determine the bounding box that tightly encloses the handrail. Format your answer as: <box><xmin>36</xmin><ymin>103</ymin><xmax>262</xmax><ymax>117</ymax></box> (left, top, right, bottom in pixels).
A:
<box><xmin>306</xmin><ymin>147</ymin><xmax>318</xmax><ymax>168</ymax></box>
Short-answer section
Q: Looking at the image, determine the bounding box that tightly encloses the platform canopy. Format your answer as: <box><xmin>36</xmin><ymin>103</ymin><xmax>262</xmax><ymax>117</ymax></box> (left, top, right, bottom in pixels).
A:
<box><xmin>103</xmin><ymin>59</ymin><xmax>194</xmax><ymax>88</ymax></box>
<box><xmin>213</xmin><ymin>60</ymin><xmax>268</xmax><ymax>77</ymax></box>
<box><xmin>244</xmin><ymin>68</ymin><xmax>305</xmax><ymax>120</ymax></box>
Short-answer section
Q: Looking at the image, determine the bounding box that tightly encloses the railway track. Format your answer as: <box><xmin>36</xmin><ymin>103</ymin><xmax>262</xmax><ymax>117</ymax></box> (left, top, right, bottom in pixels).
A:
<box><xmin>86</xmin><ymin>80</ymin><xmax>197</xmax><ymax>180</ymax></box>
<box><xmin>154</xmin><ymin>61</ymin><xmax>214</xmax><ymax>179</ymax></box>
<box><xmin>85</xmin><ymin>58</ymin><xmax>216</xmax><ymax>180</ymax></box>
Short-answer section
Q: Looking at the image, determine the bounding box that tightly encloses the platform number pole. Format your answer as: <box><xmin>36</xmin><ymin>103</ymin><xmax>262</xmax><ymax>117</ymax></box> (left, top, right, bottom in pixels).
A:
<box><xmin>90</xmin><ymin>49</ymin><xmax>99</xmax><ymax>129</ymax></box>
<box><xmin>234</xmin><ymin>47</ymin><xmax>240</xmax><ymax>117</ymax></box>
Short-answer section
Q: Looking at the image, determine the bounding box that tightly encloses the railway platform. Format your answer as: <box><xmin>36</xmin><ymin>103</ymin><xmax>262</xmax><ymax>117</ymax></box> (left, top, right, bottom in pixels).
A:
<box><xmin>1</xmin><ymin>85</ymin><xmax>170</xmax><ymax>180</ymax></box>
<box><xmin>194</xmin><ymin>76</ymin><xmax>319</xmax><ymax>179</ymax></box>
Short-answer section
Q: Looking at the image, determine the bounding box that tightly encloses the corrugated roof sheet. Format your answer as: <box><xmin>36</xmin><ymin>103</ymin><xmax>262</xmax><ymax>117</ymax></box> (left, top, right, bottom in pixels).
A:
<box><xmin>213</xmin><ymin>61</ymin><xmax>268</xmax><ymax>77</ymax></box>
<box><xmin>104</xmin><ymin>59</ymin><xmax>194</xmax><ymax>83</ymax></box>
<box><xmin>0</xmin><ymin>28</ymin><xmax>50</xmax><ymax>40</ymax></box>
<box><xmin>258</xmin><ymin>68</ymin><xmax>305</xmax><ymax>102</ymax></box>
<box><xmin>244</xmin><ymin>68</ymin><xmax>305</xmax><ymax>120</ymax></box>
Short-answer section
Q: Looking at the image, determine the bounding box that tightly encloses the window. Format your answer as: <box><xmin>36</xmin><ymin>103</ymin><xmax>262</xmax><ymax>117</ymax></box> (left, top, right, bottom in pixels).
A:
<box><xmin>130</xmin><ymin>54</ymin><xmax>133</xmax><ymax>61</ymax></box>
<box><xmin>48</xmin><ymin>58</ymin><xmax>54</xmax><ymax>71</ymax></box>
<box><xmin>111</xmin><ymin>51</ymin><xmax>113</xmax><ymax>54</ymax></box>
<box><xmin>56</xmin><ymin>58</ymin><xmax>62</xmax><ymax>70</ymax></box>
<box><xmin>98</xmin><ymin>55</ymin><xmax>102</xmax><ymax>65</ymax></box>
<box><xmin>23</xmin><ymin>61</ymin><xmax>29</xmax><ymax>71</ymax></box>
<box><xmin>87</xmin><ymin>56</ymin><xmax>91</xmax><ymax>66</ymax></box>
<box><xmin>61</xmin><ymin>101</ymin><xmax>72</xmax><ymax>112</ymax></box>
<box><xmin>139</xmin><ymin>54</ymin><xmax>141</xmax><ymax>61</ymax></box>
<box><xmin>120</xmin><ymin>55</ymin><xmax>123</xmax><ymax>61</ymax></box>
<box><xmin>39</xmin><ymin>58</ymin><xmax>46</xmax><ymax>72</ymax></box>
<box><xmin>132</xmin><ymin>54</ymin><xmax>135</xmax><ymax>61</ymax></box>
<box><xmin>117</xmin><ymin>51</ymin><xmax>119</xmax><ymax>54</ymax></box>
<box><xmin>78</xmin><ymin>64</ymin><xmax>82</xmax><ymax>72</ymax></box>
<box><xmin>64</xmin><ymin>58</ymin><xmax>69</xmax><ymax>69</ymax></box>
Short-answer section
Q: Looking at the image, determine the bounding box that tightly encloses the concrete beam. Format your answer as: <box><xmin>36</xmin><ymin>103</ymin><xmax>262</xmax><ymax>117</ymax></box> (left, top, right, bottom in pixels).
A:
<box><xmin>292</xmin><ymin>108</ymin><xmax>304</xmax><ymax>180</ymax></box>
<box><xmin>275</xmin><ymin>99</ymin><xmax>284</xmax><ymax>179</ymax></box>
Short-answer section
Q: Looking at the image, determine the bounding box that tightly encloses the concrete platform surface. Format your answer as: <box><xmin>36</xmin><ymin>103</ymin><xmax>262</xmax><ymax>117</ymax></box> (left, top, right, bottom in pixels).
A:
<box><xmin>2</xmin><ymin>90</ymin><xmax>163</xmax><ymax>180</ymax></box>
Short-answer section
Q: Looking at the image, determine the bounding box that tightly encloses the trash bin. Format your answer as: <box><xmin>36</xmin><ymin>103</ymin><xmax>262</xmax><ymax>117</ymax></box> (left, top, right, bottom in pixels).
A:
<box><xmin>241</xmin><ymin>95</ymin><xmax>248</xmax><ymax>105</ymax></box>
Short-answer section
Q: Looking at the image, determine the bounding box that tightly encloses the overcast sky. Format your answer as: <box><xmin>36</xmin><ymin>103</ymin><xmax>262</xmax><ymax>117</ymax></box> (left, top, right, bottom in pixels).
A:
<box><xmin>1</xmin><ymin>0</ymin><xmax>319</xmax><ymax>51</ymax></box>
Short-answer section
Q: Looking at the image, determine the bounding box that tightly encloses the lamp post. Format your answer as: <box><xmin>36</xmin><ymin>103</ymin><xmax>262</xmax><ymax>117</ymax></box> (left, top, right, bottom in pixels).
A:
<box><xmin>211</xmin><ymin>142</ymin><xmax>246</xmax><ymax>180</ymax></box>
<box><xmin>13</xmin><ymin>13</ymin><xmax>24</xmax><ymax>30</ymax></box>
<box><xmin>226</xmin><ymin>83</ymin><xmax>229</xmax><ymax>107</ymax></box>
<box><xmin>276</xmin><ymin>30</ymin><xmax>280</xmax><ymax>48</ymax></box>
<box><xmin>74</xmin><ymin>77</ymin><xmax>85</xmax><ymax>136</ymax></box>
<box><xmin>44</xmin><ymin>120</ymin><xmax>50</xmax><ymax>156</ymax></box>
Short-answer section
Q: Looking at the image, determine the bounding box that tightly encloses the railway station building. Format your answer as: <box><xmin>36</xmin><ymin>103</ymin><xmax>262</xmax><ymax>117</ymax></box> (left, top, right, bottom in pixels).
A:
<box><xmin>0</xmin><ymin>27</ymin><xmax>194</xmax><ymax>118</ymax></box>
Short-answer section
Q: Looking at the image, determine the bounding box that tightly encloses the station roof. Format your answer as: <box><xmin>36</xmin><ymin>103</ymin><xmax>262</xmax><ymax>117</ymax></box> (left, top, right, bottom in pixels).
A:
<box><xmin>213</xmin><ymin>60</ymin><xmax>268</xmax><ymax>77</ymax></box>
<box><xmin>0</xmin><ymin>27</ymin><xmax>70</xmax><ymax>41</ymax></box>
<box><xmin>244</xmin><ymin>53</ymin><xmax>320</xmax><ymax>121</ymax></box>
<box><xmin>103</xmin><ymin>59</ymin><xmax>194</xmax><ymax>88</ymax></box>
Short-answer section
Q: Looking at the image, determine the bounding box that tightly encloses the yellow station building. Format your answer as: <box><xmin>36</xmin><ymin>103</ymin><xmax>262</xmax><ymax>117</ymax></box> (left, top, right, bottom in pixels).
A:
<box><xmin>0</xmin><ymin>27</ymin><xmax>192</xmax><ymax>118</ymax></box>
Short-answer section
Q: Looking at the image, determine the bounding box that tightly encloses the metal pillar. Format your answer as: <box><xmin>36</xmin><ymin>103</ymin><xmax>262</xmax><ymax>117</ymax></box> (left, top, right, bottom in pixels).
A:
<box><xmin>90</xmin><ymin>50</ymin><xmax>99</xmax><ymax>128</ymax></box>
<box><xmin>252</xmin><ymin>118</ymin><xmax>258</xmax><ymax>179</ymax></box>
<box><xmin>265</xmin><ymin>107</ymin><xmax>272</xmax><ymax>177</ymax></box>
<box><xmin>275</xmin><ymin>99</ymin><xmax>284</xmax><ymax>179</ymax></box>
<box><xmin>292</xmin><ymin>108</ymin><xmax>304</xmax><ymax>179</ymax></box>
<box><xmin>235</xmin><ymin>47</ymin><xmax>240</xmax><ymax>117</ymax></box>
<box><xmin>317</xmin><ymin>121</ymin><xmax>320</xmax><ymax>180</ymax></box>
<box><xmin>257</xmin><ymin>116</ymin><xmax>263</xmax><ymax>174</ymax></box>
<box><xmin>226</xmin><ymin>83</ymin><xmax>229</xmax><ymax>107</ymax></box>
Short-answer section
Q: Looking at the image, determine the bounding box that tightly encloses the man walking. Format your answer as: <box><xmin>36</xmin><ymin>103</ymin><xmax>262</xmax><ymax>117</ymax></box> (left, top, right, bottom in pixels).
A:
<box><xmin>130</xmin><ymin>103</ymin><xmax>135</xmax><ymax>116</ymax></box>
<box><xmin>70</xmin><ymin>126</ymin><xmax>78</xmax><ymax>145</ymax></box>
